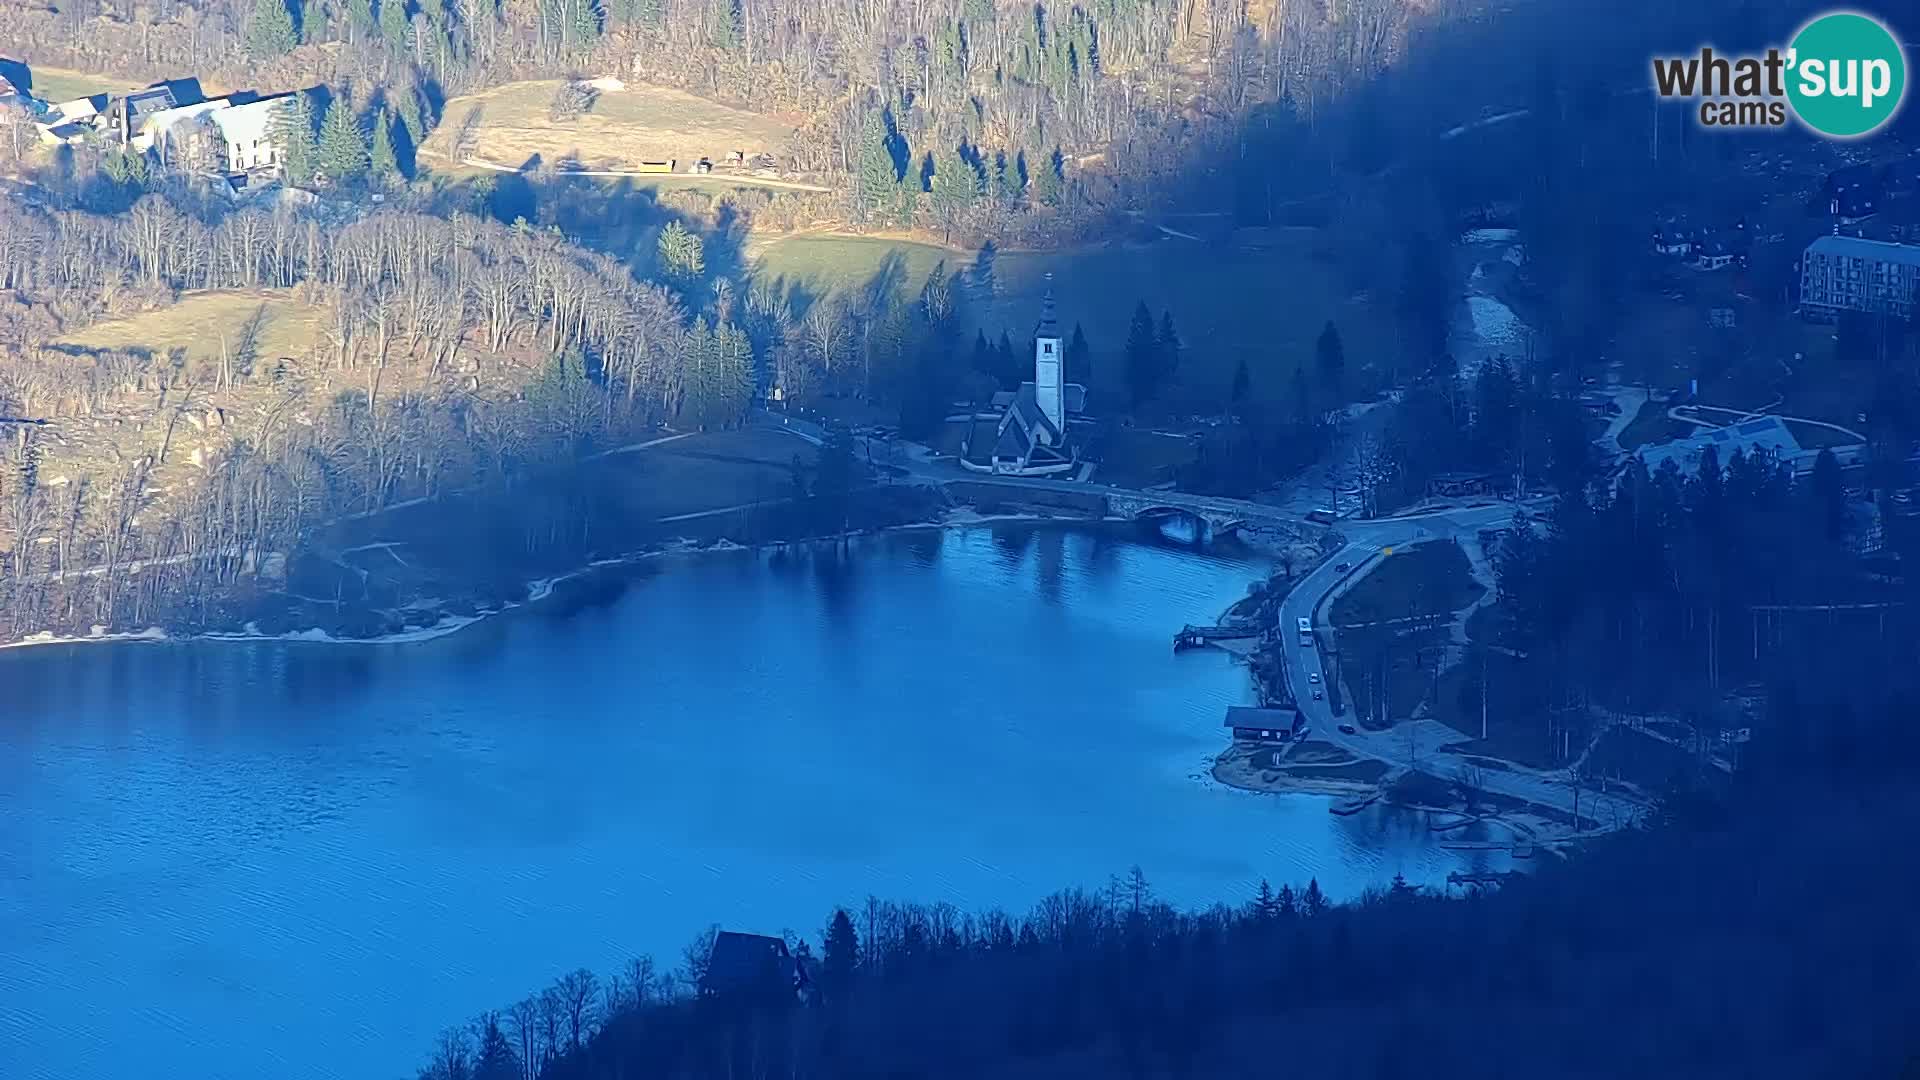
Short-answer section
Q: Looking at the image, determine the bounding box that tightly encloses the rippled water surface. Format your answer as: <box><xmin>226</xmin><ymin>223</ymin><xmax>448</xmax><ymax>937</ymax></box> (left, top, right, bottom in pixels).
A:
<box><xmin>0</xmin><ymin>525</ymin><xmax>1503</xmax><ymax>1080</ymax></box>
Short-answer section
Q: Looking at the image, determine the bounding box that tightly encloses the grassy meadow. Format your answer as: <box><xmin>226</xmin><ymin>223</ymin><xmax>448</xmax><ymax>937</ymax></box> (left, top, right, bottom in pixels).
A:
<box><xmin>424</xmin><ymin>79</ymin><xmax>797</xmax><ymax>170</ymax></box>
<box><xmin>749</xmin><ymin>232</ymin><xmax>1394</xmax><ymax>410</ymax></box>
<box><xmin>58</xmin><ymin>290</ymin><xmax>326</xmax><ymax>364</ymax></box>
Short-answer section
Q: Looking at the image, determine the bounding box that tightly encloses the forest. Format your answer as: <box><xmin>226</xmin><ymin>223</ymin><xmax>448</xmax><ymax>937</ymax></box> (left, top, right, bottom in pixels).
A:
<box><xmin>0</xmin><ymin>189</ymin><xmax>981</xmax><ymax>637</ymax></box>
<box><xmin>0</xmin><ymin>0</ymin><xmax>1436</xmax><ymax>241</ymax></box>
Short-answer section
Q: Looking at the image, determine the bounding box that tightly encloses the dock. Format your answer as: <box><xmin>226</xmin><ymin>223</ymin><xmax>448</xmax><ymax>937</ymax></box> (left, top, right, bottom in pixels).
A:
<box><xmin>1173</xmin><ymin>623</ymin><xmax>1260</xmax><ymax>650</ymax></box>
<box><xmin>1330</xmin><ymin>793</ymin><xmax>1380</xmax><ymax>815</ymax></box>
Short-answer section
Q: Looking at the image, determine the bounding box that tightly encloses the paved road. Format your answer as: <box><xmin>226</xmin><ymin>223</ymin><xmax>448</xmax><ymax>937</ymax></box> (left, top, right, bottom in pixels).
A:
<box><xmin>1277</xmin><ymin>505</ymin><xmax>1647</xmax><ymax>829</ymax></box>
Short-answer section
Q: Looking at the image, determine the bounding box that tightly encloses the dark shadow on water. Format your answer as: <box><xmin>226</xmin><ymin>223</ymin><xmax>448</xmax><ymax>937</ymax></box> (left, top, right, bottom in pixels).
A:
<box><xmin>1033</xmin><ymin>528</ymin><xmax>1066</xmax><ymax>605</ymax></box>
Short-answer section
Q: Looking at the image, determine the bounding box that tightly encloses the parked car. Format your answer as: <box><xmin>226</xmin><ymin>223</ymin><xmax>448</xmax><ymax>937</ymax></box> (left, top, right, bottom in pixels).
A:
<box><xmin>1338</xmin><ymin>723</ymin><xmax>1357</xmax><ymax>735</ymax></box>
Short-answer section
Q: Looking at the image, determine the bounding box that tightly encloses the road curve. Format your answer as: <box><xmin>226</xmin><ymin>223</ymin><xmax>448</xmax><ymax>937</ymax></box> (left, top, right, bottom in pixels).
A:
<box><xmin>1278</xmin><ymin>504</ymin><xmax>1646</xmax><ymax>830</ymax></box>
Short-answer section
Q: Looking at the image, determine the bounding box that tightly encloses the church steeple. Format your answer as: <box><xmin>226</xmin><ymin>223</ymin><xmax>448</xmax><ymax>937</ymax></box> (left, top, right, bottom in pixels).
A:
<box><xmin>1033</xmin><ymin>273</ymin><xmax>1064</xmax><ymax>434</ymax></box>
<box><xmin>1035</xmin><ymin>276</ymin><xmax>1059</xmax><ymax>340</ymax></box>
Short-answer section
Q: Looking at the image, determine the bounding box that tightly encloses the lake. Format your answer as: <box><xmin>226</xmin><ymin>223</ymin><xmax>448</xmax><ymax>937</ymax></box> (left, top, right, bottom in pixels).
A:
<box><xmin>0</xmin><ymin>524</ymin><xmax>1505</xmax><ymax>1080</ymax></box>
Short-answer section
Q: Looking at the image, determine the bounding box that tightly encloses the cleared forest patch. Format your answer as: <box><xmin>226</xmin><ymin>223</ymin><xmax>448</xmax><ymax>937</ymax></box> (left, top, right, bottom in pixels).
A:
<box><xmin>422</xmin><ymin>79</ymin><xmax>797</xmax><ymax>171</ymax></box>
<box><xmin>56</xmin><ymin>290</ymin><xmax>326</xmax><ymax>365</ymax></box>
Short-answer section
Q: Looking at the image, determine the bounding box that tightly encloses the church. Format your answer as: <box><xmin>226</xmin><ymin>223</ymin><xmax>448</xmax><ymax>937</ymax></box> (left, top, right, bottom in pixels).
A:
<box><xmin>960</xmin><ymin>284</ymin><xmax>1088</xmax><ymax>477</ymax></box>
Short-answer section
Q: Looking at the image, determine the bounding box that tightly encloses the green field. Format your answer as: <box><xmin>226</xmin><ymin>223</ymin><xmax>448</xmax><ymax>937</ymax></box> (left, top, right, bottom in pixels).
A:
<box><xmin>57</xmin><ymin>290</ymin><xmax>325</xmax><ymax>363</ymax></box>
<box><xmin>1331</xmin><ymin>541</ymin><xmax>1485</xmax><ymax>731</ymax></box>
<box><xmin>16</xmin><ymin>64</ymin><xmax>149</xmax><ymax>103</ymax></box>
<box><xmin>749</xmin><ymin>233</ymin><xmax>1392</xmax><ymax>409</ymax></box>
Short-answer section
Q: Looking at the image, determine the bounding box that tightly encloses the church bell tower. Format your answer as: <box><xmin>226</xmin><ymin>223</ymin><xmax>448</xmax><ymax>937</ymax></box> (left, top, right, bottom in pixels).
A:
<box><xmin>1033</xmin><ymin>276</ymin><xmax>1063</xmax><ymax>437</ymax></box>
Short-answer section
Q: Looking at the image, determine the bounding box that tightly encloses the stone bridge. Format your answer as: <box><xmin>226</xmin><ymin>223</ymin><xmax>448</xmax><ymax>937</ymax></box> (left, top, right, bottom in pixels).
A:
<box><xmin>1104</xmin><ymin>489</ymin><xmax>1311</xmax><ymax>541</ymax></box>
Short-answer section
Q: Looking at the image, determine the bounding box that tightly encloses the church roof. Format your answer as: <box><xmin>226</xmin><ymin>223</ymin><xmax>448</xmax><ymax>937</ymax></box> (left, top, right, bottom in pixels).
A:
<box><xmin>994</xmin><ymin>419</ymin><xmax>1033</xmax><ymax>459</ymax></box>
<box><xmin>1007</xmin><ymin>383</ymin><xmax>1060</xmax><ymax>444</ymax></box>
<box><xmin>1035</xmin><ymin>282</ymin><xmax>1059</xmax><ymax>339</ymax></box>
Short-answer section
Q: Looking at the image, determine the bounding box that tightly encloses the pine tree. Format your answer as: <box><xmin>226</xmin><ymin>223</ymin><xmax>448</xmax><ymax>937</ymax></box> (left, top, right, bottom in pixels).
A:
<box><xmin>1252</xmin><ymin>879</ymin><xmax>1279</xmax><ymax>921</ymax></box>
<box><xmin>712</xmin><ymin>320</ymin><xmax>755</xmax><ymax>424</ymax></box>
<box><xmin>821</xmin><ymin>908</ymin><xmax>861</xmax><ymax>1001</ymax></box>
<box><xmin>298</xmin><ymin>0</ymin><xmax>324</xmax><ymax>42</ymax></box>
<box><xmin>1123</xmin><ymin>300</ymin><xmax>1159</xmax><ymax>408</ymax></box>
<box><xmin>971</xmin><ymin>329</ymin><xmax>994</xmax><ymax>381</ymax></box>
<box><xmin>472</xmin><ymin>1014</ymin><xmax>522</xmax><ymax>1080</ymax></box>
<box><xmin>1812</xmin><ymin>447</ymin><xmax>1846</xmax><ymax>541</ymax></box>
<box><xmin>855</xmin><ymin>109</ymin><xmax>898</xmax><ymax>219</ymax></box>
<box><xmin>1316</xmin><ymin>320</ymin><xmax>1345</xmax><ymax>394</ymax></box>
<box><xmin>1231</xmin><ymin>357</ymin><xmax>1252</xmax><ymax>417</ymax></box>
<box><xmin>1064</xmin><ymin>323</ymin><xmax>1090</xmax><ymax>387</ymax></box>
<box><xmin>345</xmin><ymin>0</ymin><xmax>374</xmax><ymax>39</ymax></box>
<box><xmin>995</xmin><ymin>330</ymin><xmax>1019</xmax><ymax>389</ymax></box>
<box><xmin>993</xmin><ymin>149</ymin><xmax>1020</xmax><ymax>204</ymax></box>
<box><xmin>394</xmin><ymin>84</ymin><xmax>427</xmax><ymax>145</ymax></box>
<box><xmin>930</xmin><ymin>145</ymin><xmax>978</xmax><ymax>222</ymax></box>
<box><xmin>271</xmin><ymin>92</ymin><xmax>319</xmax><ymax>184</ymax></box>
<box><xmin>657</xmin><ymin>220</ymin><xmax>705</xmax><ymax>283</ymax></box>
<box><xmin>378</xmin><ymin>0</ymin><xmax>410</xmax><ymax>47</ymax></box>
<box><xmin>570</xmin><ymin>0</ymin><xmax>604</xmax><ymax>49</ymax></box>
<box><xmin>1157</xmin><ymin>310</ymin><xmax>1182</xmax><ymax>386</ymax></box>
<box><xmin>315</xmin><ymin>99</ymin><xmax>369</xmax><ymax>181</ymax></box>
<box><xmin>368</xmin><ymin>108</ymin><xmax>398</xmax><ymax>184</ymax></box>
<box><xmin>245</xmin><ymin>0</ymin><xmax>300</xmax><ymax>58</ymax></box>
<box><xmin>1031</xmin><ymin>146</ymin><xmax>1063</xmax><ymax>207</ymax></box>
<box><xmin>1302</xmin><ymin>877</ymin><xmax>1328</xmax><ymax>917</ymax></box>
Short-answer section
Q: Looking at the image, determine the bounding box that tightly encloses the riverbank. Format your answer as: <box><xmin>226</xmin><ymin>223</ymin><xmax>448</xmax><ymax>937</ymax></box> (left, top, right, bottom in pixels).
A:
<box><xmin>0</xmin><ymin>500</ymin><xmax>1125</xmax><ymax>653</ymax></box>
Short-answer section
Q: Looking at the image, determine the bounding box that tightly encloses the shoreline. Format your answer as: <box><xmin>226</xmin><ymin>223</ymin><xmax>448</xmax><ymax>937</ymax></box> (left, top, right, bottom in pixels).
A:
<box><xmin>0</xmin><ymin>510</ymin><xmax>1076</xmax><ymax>654</ymax></box>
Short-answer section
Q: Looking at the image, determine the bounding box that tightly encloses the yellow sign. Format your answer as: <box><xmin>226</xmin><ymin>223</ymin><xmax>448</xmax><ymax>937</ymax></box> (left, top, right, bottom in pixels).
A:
<box><xmin>1382</xmin><ymin>546</ymin><xmax>1393</xmax><ymax>556</ymax></box>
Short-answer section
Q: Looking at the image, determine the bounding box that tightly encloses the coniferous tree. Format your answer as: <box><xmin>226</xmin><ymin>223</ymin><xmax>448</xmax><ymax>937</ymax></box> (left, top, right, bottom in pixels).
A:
<box><xmin>930</xmin><ymin>145</ymin><xmax>978</xmax><ymax>239</ymax></box>
<box><xmin>971</xmin><ymin>329</ymin><xmax>994</xmax><ymax>382</ymax></box>
<box><xmin>711</xmin><ymin>320</ymin><xmax>755</xmax><ymax>424</ymax></box>
<box><xmin>1316</xmin><ymin>320</ymin><xmax>1346</xmax><ymax>395</ymax></box>
<box><xmin>856</xmin><ymin>109</ymin><xmax>898</xmax><ymax>220</ymax></box>
<box><xmin>316</xmin><ymin>99</ymin><xmax>370</xmax><ymax>181</ymax></box>
<box><xmin>1812</xmin><ymin>447</ymin><xmax>1846</xmax><ymax>541</ymax></box>
<box><xmin>995</xmin><ymin>330</ymin><xmax>1020</xmax><ymax>389</ymax></box>
<box><xmin>1252</xmin><ymin>879</ymin><xmax>1280</xmax><ymax>921</ymax></box>
<box><xmin>271</xmin><ymin>92</ymin><xmax>320</xmax><ymax>184</ymax></box>
<box><xmin>1303</xmin><ymin>877</ymin><xmax>1328</xmax><ymax>917</ymax></box>
<box><xmin>471</xmin><ymin>1014</ymin><xmax>522</xmax><ymax>1080</ymax></box>
<box><xmin>297</xmin><ymin>0</ymin><xmax>322</xmax><ymax>40</ymax></box>
<box><xmin>1157</xmin><ymin>310</ymin><xmax>1182</xmax><ymax>388</ymax></box>
<box><xmin>1031</xmin><ymin>146</ymin><xmax>1063</xmax><ymax>207</ymax></box>
<box><xmin>378</xmin><ymin>0</ymin><xmax>411</xmax><ymax>47</ymax></box>
<box><xmin>345</xmin><ymin>0</ymin><xmax>374</xmax><ymax>38</ymax></box>
<box><xmin>1231</xmin><ymin>357</ymin><xmax>1253</xmax><ymax>419</ymax></box>
<box><xmin>1123</xmin><ymin>301</ymin><xmax>1159</xmax><ymax>408</ymax></box>
<box><xmin>1064</xmin><ymin>323</ymin><xmax>1090</xmax><ymax>387</ymax></box>
<box><xmin>657</xmin><ymin>221</ymin><xmax>705</xmax><ymax>284</ymax></box>
<box><xmin>245</xmin><ymin>0</ymin><xmax>300</xmax><ymax>58</ymax></box>
<box><xmin>822</xmin><ymin>908</ymin><xmax>861</xmax><ymax>1001</ymax></box>
<box><xmin>368</xmin><ymin>108</ymin><xmax>399</xmax><ymax>184</ymax></box>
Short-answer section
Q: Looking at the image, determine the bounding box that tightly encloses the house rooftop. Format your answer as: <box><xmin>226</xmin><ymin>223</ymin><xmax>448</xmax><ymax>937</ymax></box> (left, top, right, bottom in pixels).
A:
<box><xmin>1225</xmin><ymin>706</ymin><xmax>1300</xmax><ymax>730</ymax></box>
<box><xmin>1805</xmin><ymin>234</ymin><xmax>1920</xmax><ymax>266</ymax></box>
<box><xmin>702</xmin><ymin>931</ymin><xmax>793</xmax><ymax>993</ymax></box>
<box><xmin>1635</xmin><ymin>416</ymin><xmax>1805</xmax><ymax>477</ymax></box>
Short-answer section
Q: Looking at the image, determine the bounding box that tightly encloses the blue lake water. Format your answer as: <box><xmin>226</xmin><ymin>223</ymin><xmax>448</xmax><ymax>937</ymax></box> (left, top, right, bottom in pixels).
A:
<box><xmin>0</xmin><ymin>524</ymin><xmax>1505</xmax><ymax>1080</ymax></box>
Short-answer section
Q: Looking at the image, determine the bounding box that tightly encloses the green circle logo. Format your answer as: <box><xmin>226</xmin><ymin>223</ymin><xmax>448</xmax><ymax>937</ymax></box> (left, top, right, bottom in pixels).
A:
<box><xmin>1787</xmin><ymin>12</ymin><xmax>1907</xmax><ymax>138</ymax></box>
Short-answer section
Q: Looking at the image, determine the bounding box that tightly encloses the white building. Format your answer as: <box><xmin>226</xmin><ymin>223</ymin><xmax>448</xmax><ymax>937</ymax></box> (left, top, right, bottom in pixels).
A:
<box><xmin>961</xmin><ymin>283</ymin><xmax>1088</xmax><ymax>477</ymax></box>
<box><xmin>209</xmin><ymin>96</ymin><xmax>288</xmax><ymax>173</ymax></box>
<box><xmin>1799</xmin><ymin>234</ymin><xmax>1920</xmax><ymax>321</ymax></box>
